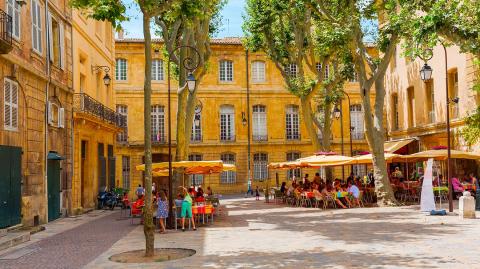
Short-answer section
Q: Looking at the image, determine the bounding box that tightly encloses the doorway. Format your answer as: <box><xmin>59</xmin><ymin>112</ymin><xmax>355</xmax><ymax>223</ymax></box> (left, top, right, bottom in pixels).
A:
<box><xmin>47</xmin><ymin>159</ymin><xmax>61</xmax><ymax>222</ymax></box>
<box><xmin>0</xmin><ymin>146</ymin><xmax>22</xmax><ymax>228</ymax></box>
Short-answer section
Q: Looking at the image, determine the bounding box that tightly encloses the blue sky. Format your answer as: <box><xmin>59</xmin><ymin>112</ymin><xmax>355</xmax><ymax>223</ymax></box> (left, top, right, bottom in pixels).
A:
<box><xmin>121</xmin><ymin>0</ymin><xmax>246</xmax><ymax>38</ymax></box>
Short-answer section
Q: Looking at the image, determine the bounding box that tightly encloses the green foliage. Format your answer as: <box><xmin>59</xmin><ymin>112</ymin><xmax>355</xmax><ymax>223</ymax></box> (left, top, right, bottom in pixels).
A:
<box><xmin>461</xmin><ymin>107</ymin><xmax>480</xmax><ymax>146</ymax></box>
<box><xmin>69</xmin><ymin>0</ymin><xmax>128</xmax><ymax>30</ymax></box>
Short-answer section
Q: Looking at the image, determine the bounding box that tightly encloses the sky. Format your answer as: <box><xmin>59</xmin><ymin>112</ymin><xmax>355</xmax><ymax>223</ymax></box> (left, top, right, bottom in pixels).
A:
<box><xmin>121</xmin><ymin>0</ymin><xmax>246</xmax><ymax>38</ymax></box>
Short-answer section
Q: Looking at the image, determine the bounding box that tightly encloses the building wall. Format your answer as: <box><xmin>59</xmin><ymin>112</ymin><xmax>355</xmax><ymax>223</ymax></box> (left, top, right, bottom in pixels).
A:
<box><xmin>385</xmin><ymin>43</ymin><xmax>479</xmax><ymax>162</ymax></box>
<box><xmin>0</xmin><ymin>0</ymin><xmax>73</xmax><ymax>226</ymax></box>
<box><xmin>114</xmin><ymin>39</ymin><xmax>372</xmax><ymax>196</ymax></box>
<box><xmin>71</xmin><ymin>10</ymin><xmax>119</xmax><ymax>213</ymax></box>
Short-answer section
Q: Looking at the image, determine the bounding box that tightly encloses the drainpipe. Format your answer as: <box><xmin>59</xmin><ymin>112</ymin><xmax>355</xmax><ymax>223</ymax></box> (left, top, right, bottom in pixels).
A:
<box><xmin>44</xmin><ymin>0</ymin><xmax>51</xmax><ymax>222</ymax></box>
<box><xmin>245</xmin><ymin>49</ymin><xmax>251</xmax><ymax>192</ymax></box>
<box><xmin>69</xmin><ymin>13</ymin><xmax>75</xmax><ymax>216</ymax></box>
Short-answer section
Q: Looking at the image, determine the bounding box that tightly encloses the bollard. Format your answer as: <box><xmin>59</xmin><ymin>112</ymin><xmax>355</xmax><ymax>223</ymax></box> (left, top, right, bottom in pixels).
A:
<box><xmin>459</xmin><ymin>191</ymin><xmax>476</xmax><ymax>219</ymax></box>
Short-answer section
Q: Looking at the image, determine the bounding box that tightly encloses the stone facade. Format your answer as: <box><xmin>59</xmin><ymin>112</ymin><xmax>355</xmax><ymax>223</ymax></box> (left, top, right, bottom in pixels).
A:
<box><xmin>114</xmin><ymin>38</ymin><xmax>373</xmax><ymax>195</ymax></box>
<box><xmin>71</xmin><ymin>10</ymin><xmax>120</xmax><ymax>213</ymax></box>
<box><xmin>0</xmin><ymin>0</ymin><xmax>73</xmax><ymax>226</ymax></box>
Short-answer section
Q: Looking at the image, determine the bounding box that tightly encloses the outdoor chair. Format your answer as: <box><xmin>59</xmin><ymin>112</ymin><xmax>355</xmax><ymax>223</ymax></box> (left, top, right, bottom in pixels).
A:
<box><xmin>314</xmin><ymin>195</ymin><xmax>324</xmax><ymax>209</ymax></box>
<box><xmin>274</xmin><ymin>190</ymin><xmax>285</xmax><ymax>204</ymax></box>
<box><xmin>357</xmin><ymin>191</ymin><xmax>365</xmax><ymax>207</ymax></box>
<box><xmin>299</xmin><ymin>193</ymin><xmax>312</xmax><ymax>207</ymax></box>
<box><xmin>323</xmin><ymin>194</ymin><xmax>337</xmax><ymax>209</ymax></box>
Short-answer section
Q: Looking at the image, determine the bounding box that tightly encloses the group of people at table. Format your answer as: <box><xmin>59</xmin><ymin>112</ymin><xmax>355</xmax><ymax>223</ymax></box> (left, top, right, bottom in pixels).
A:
<box><xmin>129</xmin><ymin>183</ymin><xmax>214</xmax><ymax>233</ymax></box>
<box><xmin>279</xmin><ymin>173</ymin><xmax>365</xmax><ymax>209</ymax></box>
<box><xmin>390</xmin><ymin>166</ymin><xmax>479</xmax><ymax>199</ymax></box>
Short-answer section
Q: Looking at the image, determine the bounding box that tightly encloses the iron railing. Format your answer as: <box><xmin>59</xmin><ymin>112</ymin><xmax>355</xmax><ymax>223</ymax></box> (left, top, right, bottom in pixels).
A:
<box><xmin>351</xmin><ymin>132</ymin><xmax>365</xmax><ymax>140</ymax></box>
<box><xmin>0</xmin><ymin>9</ymin><xmax>13</xmax><ymax>54</ymax></box>
<box><xmin>74</xmin><ymin>93</ymin><xmax>126</xmax><ymax>128</ymax></box>
<box><xmin>286</xmin><ymin>133</ymin><xmax>301</xmax><ymax>140</ymax></box>
<box><xmin>253</xmin><ymin>134</ymin><xmax>268</xmax><ymax>142</ymax></box>
<box><xmin>220</xmin><ymin>134</ymin><xmax>235</xmax><ymax>142</ymax></box>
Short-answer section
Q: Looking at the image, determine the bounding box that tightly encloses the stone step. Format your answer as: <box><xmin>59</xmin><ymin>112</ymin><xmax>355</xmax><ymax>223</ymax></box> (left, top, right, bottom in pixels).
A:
<box><xmin>0</xmin><ymin>229</ymin><xmax>6</xmax><ymax>238</ymax></box>
<box><xmin>0</xmin><ymin>232</ymin><xmax>30</xmax><ymax>252</ymax></box>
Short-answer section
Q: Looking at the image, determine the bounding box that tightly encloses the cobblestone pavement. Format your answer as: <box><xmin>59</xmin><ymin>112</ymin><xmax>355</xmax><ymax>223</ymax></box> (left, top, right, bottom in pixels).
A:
<box><xmin>0</xmin><ymin>210</ymin><xmax>135</xmax><ymax>269</ymax></box>
<box><xmin>85</xmin><ymin>197</ymin><xmax>480</xmax><ymax>269</ymax></box>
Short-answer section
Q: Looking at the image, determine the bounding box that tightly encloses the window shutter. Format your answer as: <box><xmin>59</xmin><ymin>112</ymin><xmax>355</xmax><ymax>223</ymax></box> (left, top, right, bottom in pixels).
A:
<box><xmin>48</xmin><ymin>101</ymin><xmax>53</xmax><ymax>125</ymax></box>
<box><xmin>58</xmin><ymin>107</ymin><xmax>65</xmax><ymax>128</ymax></box>
<box><xmin>48</xmin><ymin>12</ymin><xmax>53</xmax><ymax>62</ymax></box>
<box><xmin>11</xmin><ymin>82</ymin><xmax>18</xmax><ymax>129</ymax></box>
<box><xmin>4</xmin><ymin>79</ymin><xmax>11</xmax><ymax>129</ymax></box>
<box><xmin>59</xmin><ymin>23</ymin><xmax>65</xmax><ymax>70</ymax></box>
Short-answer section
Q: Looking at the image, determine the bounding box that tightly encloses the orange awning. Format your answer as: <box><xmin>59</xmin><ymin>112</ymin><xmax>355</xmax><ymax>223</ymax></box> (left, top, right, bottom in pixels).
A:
<box><xmin>136</xmin><ymin>161</ymin><xmax>236</xmax><ymax>176</ymax></box>
<box><xmin>397</xmin><ymin>149</ymin><xmax>480</xmax><ymax>162</ymax></box>
<box><xmin>297</xmin><ymin>154</ymin><xmax>353</xmax><ymax>167</ymax></box>
<box><xmin>384</xmin><ymin>138</ymin><xmax>416</xmax><ymax>153</ymax></box>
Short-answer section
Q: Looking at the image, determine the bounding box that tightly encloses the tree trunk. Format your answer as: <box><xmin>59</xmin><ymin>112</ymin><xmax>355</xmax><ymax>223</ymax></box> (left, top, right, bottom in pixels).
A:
<box><xmin>142</xmin><ymin>14</ymin><xmax>155</xmax><ymax>257</ymax></box>
<box><xmin>300</xmin><ymin>97</ymin><xmax>321</xmax><ymax>151</ymax></box>
<box><xmin>361</xmin><ymin>77</ymin><xmax>398</xmax><ymax>206</ymax></box>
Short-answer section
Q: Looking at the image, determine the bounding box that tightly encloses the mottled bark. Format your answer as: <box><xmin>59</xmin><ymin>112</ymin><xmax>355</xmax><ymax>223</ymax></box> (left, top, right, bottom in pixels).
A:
<box><xmin>142</xmin><ymin>14</ymin><xmax>155</xmax><ymax>257</ymax></box>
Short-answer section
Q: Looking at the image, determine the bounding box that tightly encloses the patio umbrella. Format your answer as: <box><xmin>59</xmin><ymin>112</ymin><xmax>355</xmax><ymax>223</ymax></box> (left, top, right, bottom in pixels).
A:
<box><xmin>396</xmin><ymin>149</ymin><xmax>480</xmax><ymax>162</ymax></box>
<box><xmin>268</xmin><ymin>161</ymin><xmax>312</xmax><ymax>170</ymax></box>
<box><xmin>297</xmin><ymin>154</ymin><xmax>353</xmax><ymax>167</ymax></box>
<box><xmin>136</xmin><ymin>160</ymin><xmax>236</xmax><ymax>176</ymax></box>
<box><xmin>349</xmin><ymin>153</ymin><xmax>401</xmax><ymax>164</ymax></box>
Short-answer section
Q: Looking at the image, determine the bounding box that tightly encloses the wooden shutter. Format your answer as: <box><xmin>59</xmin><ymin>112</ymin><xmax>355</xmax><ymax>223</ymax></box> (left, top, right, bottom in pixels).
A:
<box><xmin>48</xmin><ymin>12</ymin><xmax>54</xmax><ymax>62</ymax></box>
<box><xmin>11</xmin><ymin>82</ymin><xmax>17</xmax><ymax>129</ymax></box>
<box><xmin>4</xmin><ymin>79</ymin><xmax>11</xmax><ymax>129</ymax></box>
<box><xmin>47</xmin><ymin>102</ymin><xmax>53</xmax><ymax>125</ymax></box>
<box><xmin>59</xmin><ymin>23</ymin><xmax>65</xmax><ymax>70</ymax></box>
<box><xmin>58</xmin><ymin>107</ymin><xmax>65</xmax><ymax>128</ymax></box>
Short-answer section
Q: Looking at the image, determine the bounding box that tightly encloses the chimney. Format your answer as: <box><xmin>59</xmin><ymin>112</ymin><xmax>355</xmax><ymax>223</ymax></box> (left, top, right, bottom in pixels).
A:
<box><xmin>117</xmin><ymin>29</ymin><xmax>124</xmax><ymax>40</ymax></box>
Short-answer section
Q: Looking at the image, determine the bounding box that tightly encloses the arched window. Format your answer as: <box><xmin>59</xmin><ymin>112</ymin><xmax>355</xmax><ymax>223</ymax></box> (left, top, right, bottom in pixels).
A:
<box><xmin>220</xmin><ymin>105</ymin><xmax>235</xmax><ymax>141</ymax></box>
<box><xmin>251</xmin><ymin>61</ymin><xmax>266</xmax><ymax>82</ymax></box>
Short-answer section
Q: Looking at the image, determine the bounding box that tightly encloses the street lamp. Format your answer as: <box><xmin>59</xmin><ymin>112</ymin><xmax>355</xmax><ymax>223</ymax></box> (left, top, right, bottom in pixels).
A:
<box><xmin>91</xmin><ymin>65</ymin><xmax>111</xmax><ymax>86</ymax></box>
<box><xmin>334</xmin><ymin>103</ymin><xmax>345</xmax><ymax>179</ymax></box>
<box><xmin>334</xmin><ymin>90</ymin><xmax>354</xmax><ymax>179</ymax></box>
<box><xmin>333</xmin><ymin>105</ymin><xmax>341</xmax><ymax>119</ymax></box>
<box><xmin>419</xmin><ymin>44</ymin><xmax>454</xmax><ymax>212</ymax></box>
<box><xmin>167</xmin><ymin>45</ymin><xmax>200</xmax><ymax>227</ymax></box>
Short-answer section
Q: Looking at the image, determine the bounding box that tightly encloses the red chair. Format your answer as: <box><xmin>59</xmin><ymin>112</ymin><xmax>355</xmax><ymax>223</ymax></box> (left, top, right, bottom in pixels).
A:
<box><xmin>130</xmin><ymin>198</ymin><xmax>144</xmax><ymax>224</ymax></box>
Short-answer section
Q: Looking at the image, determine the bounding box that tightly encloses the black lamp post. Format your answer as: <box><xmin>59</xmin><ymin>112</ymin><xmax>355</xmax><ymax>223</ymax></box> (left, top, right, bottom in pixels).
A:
<box><xmin>419</xmin><ymin>44</ymin><xmax>456</xmax><ymax>212</ymax></box>
<box><xmin>167</xmin><ymin>46</ymin><xmax>200</xmax><ymax>227</ymax></box>
<box><xmin>334</xmin><ymin>104</ymin><xmax>345</xmax><ymax>179</ymax></box>
<box><xmin>91</xmin><ymin>65</ymin><xmax>111</xmax><ymax>86</ymax></box>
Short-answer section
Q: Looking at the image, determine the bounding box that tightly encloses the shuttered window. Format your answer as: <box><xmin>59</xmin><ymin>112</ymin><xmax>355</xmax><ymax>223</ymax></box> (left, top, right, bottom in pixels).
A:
<box><xmin>4</xmin><ymin>78</ymin><xmax>18</xmax><ymax>131</ymax></box>
<box><xmin>151</xmin><ymin>105</ymin><xmax>165</xmax><ymax>142</ymax></box>
<box><xmin>6</xmin><ymin>0</ymin><xmax>20</xmax><ymax>40</ymax></box>
<box><xmin>31</xmin><ymin>0</ymin><xmax>42</xmax><ymax>53</ymax></box>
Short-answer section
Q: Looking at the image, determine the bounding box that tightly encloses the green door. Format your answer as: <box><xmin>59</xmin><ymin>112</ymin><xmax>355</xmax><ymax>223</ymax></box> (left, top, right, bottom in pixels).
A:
<box><xmin>47</xmin><ymin>160</ymin><xmax>61</xmax><ymax>222</ymax></box>
<box><xmin>0</xmin><ymin>145</ymin><xmax>22</xmax><ymax>229</ymax></box>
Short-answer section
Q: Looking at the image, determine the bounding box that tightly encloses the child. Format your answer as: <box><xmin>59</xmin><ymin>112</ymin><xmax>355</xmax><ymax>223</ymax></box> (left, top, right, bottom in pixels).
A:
<box><xmin>156</xmin><ymin>190</ymin><xmax>168</xmax><ymax>233</ymax></box>
<box><xmin>255</xmin><ymin>186</ymin><xmax>260</xmax><ymax>200</ymax></box>
<box><xmin>180</xmin><ymin>187</ymin><xmax>196</xmax><ymax>232</ymax></box>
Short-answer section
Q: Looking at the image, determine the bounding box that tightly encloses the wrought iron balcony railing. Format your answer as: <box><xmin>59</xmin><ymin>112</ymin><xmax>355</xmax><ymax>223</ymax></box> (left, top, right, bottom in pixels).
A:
<box><xmin>253</xmin><ymin>134</ymin><xmax>268</xmax><ymax>142</ymax></box>
<box><xmin>74</xmin><ymin>93</ymin><xmax>126</xmax><ymax>128</ymax></box>
<box><xmin>0</xmin><ymin>9</ymin><xmax>13</xmax><ymax>54</ymax></box>
<box><xmin>286</xmin><ymin>133</ymin><xmax>301</xmax><ymax>140</ymax></box>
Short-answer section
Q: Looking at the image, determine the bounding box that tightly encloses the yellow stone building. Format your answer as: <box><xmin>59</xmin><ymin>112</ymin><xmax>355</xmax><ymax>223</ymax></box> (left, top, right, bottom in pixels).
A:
<box><xmin>0</xmin><ymin>0</ymin><xmax>73</xmax><ymax>227</ymax></box>
<box><xmin>114</xmin><ymin>37</ymin><xmax>373</xmax><ymax>195</ymax></box>
<box><xmin>385</xmin><ymin>43</ymin><xmax>479</xmax><ymax>175</ymax></box>
<box><xmin>70</xmin><ymin>10</ymin><xmax>124</xmax><ymax>212</ymax></box>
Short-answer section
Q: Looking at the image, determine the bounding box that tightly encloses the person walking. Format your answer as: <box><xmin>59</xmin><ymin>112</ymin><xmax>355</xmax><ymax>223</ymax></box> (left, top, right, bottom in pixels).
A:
<box><xmin>135</xmin><ymin>184</ymin><xmax>145</xmax><ymax>199</ymax></box>
<box><xmin>180</xmin><ymin>187</ymin><xmax>196</xmax><ymax>232</ymax></box>
<box><xmin>156</xmin><ymin>190</ymin><xmax>168</xmax><ymax>233</ymax></box>
<box><xmin>255</xmin><ymin>186</ymin><xmax>260</xmax><ymax>201</ymax></box>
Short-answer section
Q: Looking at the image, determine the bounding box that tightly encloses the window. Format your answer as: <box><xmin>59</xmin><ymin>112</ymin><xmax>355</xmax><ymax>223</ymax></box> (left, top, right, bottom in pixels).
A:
<box><xmin>252</xmin><ymin>105</ymin><xmax>267</xmax><ymax>141</ymax></box>
<box><xmin>315</xmin><ymin>63</ymin><xmax>329</xmax><ymax>79</ymax></box>
<box><xmin>152</xmin><ymin>59</ymin><xmax>164</xmax><ymax>81</ymax></box>
<box><xmin>251</xmin><ymin>61</ymin><xmax>265</xmax><ymax>82</ymax></box>
<box><xmin>286</xmin><ymin>105</ymin><xmax>300</xmax><ymax>140</ymax></box>
<box><xmin>220</xmin><ymin>153</ymin><xmax>236</xmax><ymax>184</ymax></box>
<box><xmin>350</xmin><ymin>72</ymin><xmax>358</xmax><ymax>82</ymax></box>
<box><xmin>350</xmin><ymin>104</ymin><xmax>364</xmax><ymax>140</ymax></box>
<box><xmin>352</xmin><ymin>151</ymin><xmax>366</xmax><ymax>177</ymax></box>
<box><xmin>407</xmin><ymin>87</ymin><xmax>415</xmax><ymax>128</ymax></box>
<box><xmin>4</xmin><ymin>78</ymin><xmax>18</xmax><ymax>130</ymax></box>
<box><xmin>220</xmin><ymin>105</ymin><xmax>235</xmax><ymax>141</ymax></box>
<box><xmin>47</xmin><ymin>102</ymin><xmax>64</xmax><ymax>128</ymax></box>
<box><xmin>6</xmin><ymin>0</ymin><xmax>20</xmax><ymax>40</ymax></box>
<box><xmin>253</xmin><ymin>153</ymin><xmax>268</xmax><ymax>181</ymax></box>
<box><xmin>425</xmin><ymin>80</ymin><xmax>435</xmax><ymax>123</ymax></box>
<box><xmin>31</xmin><ymin>0</ymin><xmax>42</xmax><ymax>53</ymax></box>
<box><xmin>48</xmin><ymin>14</ymin><xmax>65</xmax><ymax>69</ymax></box>
<box><xmin>191</xmin><ymin>111</ymin><xmax>202</xmax><ymax>142</ymax></box>
<box><xmin>219</xmin><ymin>60</ymin><xmax>233</xmax><ymax>82</ymax></box>
<box><xmin>151</xmin><ymin>105</ymin><xmax>165</xmax><ymax>142</ymax></box>
<box><xmin>122</xmin><ymin>156</ymin><xmax>130</xmax><ymax>189</ymax></box>
<box><xmin>115</xmin><ymin>59</ymin><xmax>127</xmax><ymax>81</ymax></box>
<box><xmin>392</xmin><ymin>94</ymin><xmax>399</xmax><ymax>130</ymax></box>
<box><xmin>116</xmin><ymin>105</ymin><xmax>128</xmax><ymax>142</ymax></box>
<box><xmin>286</xmin><ymin>152</ymin><xmax>301</xmax><ymax>180</ymax></box>
<box><xmin>449</xmin><ymin>71</ymin><xmax>459</xmax><ymax>119</ymax></box>
<box><xmin>286</xmin><ymin>64</ymin><xmax>297</xmax><ymax>78</ymax></box>
<box><xmin>188</xmin><ymin>154</ymin><xmax>203</xmax><ymax>185</ymax></box>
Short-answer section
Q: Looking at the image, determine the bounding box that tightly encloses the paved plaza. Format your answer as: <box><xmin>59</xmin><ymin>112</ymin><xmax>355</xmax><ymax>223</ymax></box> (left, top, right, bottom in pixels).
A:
<box><xmin>2</xmin><ymin>197</ymin><xmax>480</xmax><ymax>269</ymax></box>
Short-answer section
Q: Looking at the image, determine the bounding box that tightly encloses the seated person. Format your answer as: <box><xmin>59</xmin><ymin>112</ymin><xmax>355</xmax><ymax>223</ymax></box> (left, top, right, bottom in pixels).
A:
<box><xmin>392</xmin><ymin>167</ymin><xmax>404</xmax><ymax>180</ymax></box>
<box><xmin>287</xmin><ymin>183</ymin><xmax>296</xmax><ymax>196</ymax></box>
<box><xmin>280</xmin><ymin>182</ymin><xmax>287</xmax><ymax>194</ymax></box>
<box><xmin>346</xmin><ymin>181</ymin><xmax>361</xmax><ymax>207</ymax></box>
<box><xmin>196</xmin><ymin>187</ymin><xmax>204</xmax><ymax>198</ymax></box>
<box><xmin>451</xmin><ymin>177</ymin><xmax>464</xmax><ymax>198</ymax></box>
<box><xmin>312</xmin><ymin>187</ymin><xmax>322</xmax><ymax>199</ymax></box>
<box><xmin>206</xmin><ymin>186</ymin><xmax>213</xmax><ymax>196</ymax></box>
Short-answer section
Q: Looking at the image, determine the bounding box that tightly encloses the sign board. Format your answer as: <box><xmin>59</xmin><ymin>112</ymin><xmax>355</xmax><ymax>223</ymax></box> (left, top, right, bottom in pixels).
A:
<box><xmin>420</xmin><ymin>158</ymin><xmax>435</xmax><ymax>212</ymax></box>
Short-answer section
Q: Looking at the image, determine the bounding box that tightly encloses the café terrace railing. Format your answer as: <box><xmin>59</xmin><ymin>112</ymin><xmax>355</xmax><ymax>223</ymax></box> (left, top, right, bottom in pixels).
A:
<box><xmin>0</xmin><ymin>9</ymin><xmax>13</xmax><ymax>54</ymax></box>
<box><xmin>74</xmin><ymin>93</ymin><xmax>126</xmax><ymax>128</ymax></box>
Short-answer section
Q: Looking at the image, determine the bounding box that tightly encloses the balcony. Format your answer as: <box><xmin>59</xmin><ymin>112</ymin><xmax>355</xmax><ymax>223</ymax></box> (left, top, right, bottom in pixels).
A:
<box><xmin>220</xmin><ymin>134</ymin><xmax>235</xmax><ymax>142</ymax></box>
<box><xmin>351</xmin><ymin>132</ymin><xmax>364</xmax><ymax>140</ymax></box>
<box><xmin>286</xmin><ymin>133</ymin><xmax>301</xmax><ymax>141</ymax></box>
<box><xmin>191</xmin><ymin>133</ymin><xmax>202</xmax><ymax>143</ymax></box>
<box><xmin>253</xmin><ymin>134</ymin><xmax>268</xmax><ymax>142</ymax></box>
<box><xmin>0</xmin><ymin>9</ymin><xmax>13</xmax><ymax>54</ymax></box>
<box><xmin>152</xmin><ymin>135</ymin><xmax>166</xmax><ymax>144</ymax></box>
<box><xmin>74</xmin><ymin>93</ymin><xmax>126</xmax><ymax>128</ymax></box>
